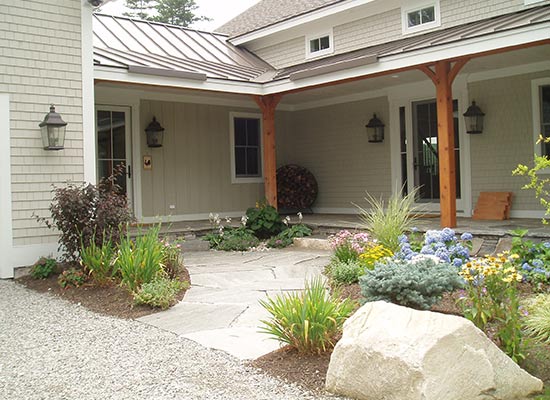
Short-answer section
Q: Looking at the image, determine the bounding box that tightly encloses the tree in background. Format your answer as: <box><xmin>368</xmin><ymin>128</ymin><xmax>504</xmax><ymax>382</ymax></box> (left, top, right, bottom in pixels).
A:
<box><xmin>123</xmin><ymin>0</ymin><xmax>157</xmax><ymax>20</ymax></box>
<box><xmin>154</xmin><ymin>0</ymin><xmax>210</xmax><ymax>27</ymax></box>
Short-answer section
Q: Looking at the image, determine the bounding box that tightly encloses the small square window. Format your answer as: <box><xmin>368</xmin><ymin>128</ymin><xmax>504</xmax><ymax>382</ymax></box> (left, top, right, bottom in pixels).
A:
<box><xmin>402</xmin><ymin>2</ymin><xmax>440</xmax><ymax>34</ymax></box>
<box><xmin>306</xmin><ymin>30</ymin><xmax>334</xmax><ymax>59</ymax></box>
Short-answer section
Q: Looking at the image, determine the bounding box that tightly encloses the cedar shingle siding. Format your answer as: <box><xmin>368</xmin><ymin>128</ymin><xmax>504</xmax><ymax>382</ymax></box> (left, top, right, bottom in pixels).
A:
<box><xmin>0</xmin><ymin>1</ymin><xmax>84</xmax><ymax>246</ymax></box>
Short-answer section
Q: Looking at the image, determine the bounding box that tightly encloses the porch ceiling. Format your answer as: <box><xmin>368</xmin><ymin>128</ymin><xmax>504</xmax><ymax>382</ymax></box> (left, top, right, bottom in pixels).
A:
<box><xmin>279</xmin><ymin>44</ymin><xmax>550</xmax><ymax>106</ymax></box>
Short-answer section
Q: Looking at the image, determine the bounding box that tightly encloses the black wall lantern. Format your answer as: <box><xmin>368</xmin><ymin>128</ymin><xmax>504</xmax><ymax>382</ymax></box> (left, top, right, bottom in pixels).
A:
<box><xmin>39</xmin><ymin>105</ymin><xmax>67</xmax><ymax>150</ymax></box>
<box><xmin>463</xmin><ymin>101</ymin><xmax>485</xmax><ymax>134</ymax></box>
<box><xmin>366</xmin><ymin>113</ymin><xmax>385</xmax><ymax>143</ymax></box>
<box><xmin>145</xmin><ymin>117</ymin><xmax>165</xmax><ymax>147</ymax></box>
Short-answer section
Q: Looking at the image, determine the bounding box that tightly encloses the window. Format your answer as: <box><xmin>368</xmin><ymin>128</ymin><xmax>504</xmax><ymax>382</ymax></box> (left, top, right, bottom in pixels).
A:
<box><xmin>539</xmin><ymin>85</ymin><xmax>550</xmax><ymax>156</ymax></box>
<box><xmin>402</xmin><ymin>2</ymin><xmax>440</xmax><ymax>34</ymax></box>
<box><xmin>305</xmin><ymin>30</ymin><xmax>334</xmax><ymax>59</ymax></box>
<box><xmin>230</xmin><ymin>112</ymin><xmax>263</xmax><ymax>183</ymax></box>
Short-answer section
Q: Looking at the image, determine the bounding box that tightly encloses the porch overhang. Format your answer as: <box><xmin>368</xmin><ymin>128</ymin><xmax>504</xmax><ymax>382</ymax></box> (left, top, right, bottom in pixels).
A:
<box><xmin>94</xmin><ymin>22</ymin><xmax>550</xmax><ymax>97</ymax></box>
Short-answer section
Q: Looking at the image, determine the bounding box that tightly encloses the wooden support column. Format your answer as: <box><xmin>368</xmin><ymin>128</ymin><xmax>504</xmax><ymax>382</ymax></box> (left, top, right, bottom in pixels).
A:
<box><xmin>420</xmin><ymin>58</ymin><xmax>468</xmax><ymax>228</ymax></box>
<box><xmin>253</xmin><ymin>94</ymin><xmax>282</xmax><ymax>209</ymax></box>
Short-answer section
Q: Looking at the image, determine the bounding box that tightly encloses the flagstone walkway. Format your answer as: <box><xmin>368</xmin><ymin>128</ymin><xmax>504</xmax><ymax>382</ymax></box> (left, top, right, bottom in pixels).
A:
<box><xmin>138</xmin><ymin>248</ymin><xmax>331</xmax><ymax>360</ymax></box>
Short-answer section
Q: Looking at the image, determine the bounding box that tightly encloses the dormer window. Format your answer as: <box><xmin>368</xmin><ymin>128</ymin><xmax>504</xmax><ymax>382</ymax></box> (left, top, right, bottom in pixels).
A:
<box><xmin>402</xmin><ymin>1</ymin><xmax>441</xmax><ymax>34</ymax></box>
<box><xmin>306</xmin><ymin>29</ymin><xmax>334</xmax><ymax>59</ymax></box>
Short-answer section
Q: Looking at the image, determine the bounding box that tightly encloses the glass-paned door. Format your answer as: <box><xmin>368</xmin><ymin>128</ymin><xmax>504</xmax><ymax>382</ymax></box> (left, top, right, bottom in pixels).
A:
<box><xmin>412</xmin><ymin>99</ymin><xmax>461</xmax><ymax>202</ymax></box>
<box><xmin>96</xmin><ymin>107</ymin><xmax>132</xmax><ymax>202</ymax></box>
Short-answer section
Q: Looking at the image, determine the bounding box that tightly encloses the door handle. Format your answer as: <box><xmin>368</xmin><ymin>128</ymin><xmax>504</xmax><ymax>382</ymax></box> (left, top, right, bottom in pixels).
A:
<box><xmin>127</xmin><ymin>165</ymin><xmax>131</xmax><ymax>179</ymax></box>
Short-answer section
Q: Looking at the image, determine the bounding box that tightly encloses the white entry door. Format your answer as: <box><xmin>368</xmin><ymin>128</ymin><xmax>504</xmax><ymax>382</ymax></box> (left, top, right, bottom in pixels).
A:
<box><xmin>95</xmin><ymin>106</ymin><xmax>133</xmax><ymax>204</ymax></box>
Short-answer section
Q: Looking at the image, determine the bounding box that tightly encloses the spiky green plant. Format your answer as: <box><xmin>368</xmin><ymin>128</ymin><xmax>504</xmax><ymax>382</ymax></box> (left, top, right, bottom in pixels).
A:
<box><xmin>356</xmin><ymin>186</ymin><xmax>420</xmax><ymax>252</ymax></box>
<box><xmin>523</xmin><ymin>294</ymin><xmax>550</xmax><ymax>344</ymax></box>
<box><xmin>259</xmin><ymin>277</ymin><xmax>355</xmax><ymax>354</ymax></box>
<box><xmin>80</xmin><ymin>233</ymin><xmax>116</xmax><ymax>285</ymax></box>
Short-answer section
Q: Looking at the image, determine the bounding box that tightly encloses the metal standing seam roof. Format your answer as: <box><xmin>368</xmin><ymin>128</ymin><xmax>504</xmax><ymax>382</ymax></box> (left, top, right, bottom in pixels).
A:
<box><xmin>274</xmin><ymin>4</ymin><xmax>550</xmax><ymax>81</ymax></box>
<box><xmin>93</xmin><ymin>14</ymin><xmax>274</xmax><ymax>82</ymax></box>
<box><xmin>93</xmin><ymin>5</ymin><xmax>550</xmax><ymax>86</ymax></box>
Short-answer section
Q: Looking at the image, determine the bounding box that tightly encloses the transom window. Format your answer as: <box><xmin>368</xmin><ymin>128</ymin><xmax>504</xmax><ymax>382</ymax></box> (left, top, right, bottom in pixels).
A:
<box><xmin>402</xmin><ymin>2</ymin><xmax>440</xmax><ymax>34</ymax></box>
<box><xmin>305</xmin><ymin>30</ymin><xmax>334</xmax><ymax>59</ymax></box>
<box><xmin>230</xmin><ymin>113</ymin><xmax>263</xmax><ymax>183</ymax></box>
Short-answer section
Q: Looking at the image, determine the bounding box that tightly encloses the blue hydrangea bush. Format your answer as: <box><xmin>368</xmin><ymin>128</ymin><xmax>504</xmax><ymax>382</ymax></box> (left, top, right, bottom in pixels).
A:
<box><xmin>396</xmin><ymin>227</ymin><xmax>472</xmax><ymax>267</ymax></box>
<box><xmin>510</xmin><ymin>229</ymin><xmax>550</xmax><ymax>288</ymax></box>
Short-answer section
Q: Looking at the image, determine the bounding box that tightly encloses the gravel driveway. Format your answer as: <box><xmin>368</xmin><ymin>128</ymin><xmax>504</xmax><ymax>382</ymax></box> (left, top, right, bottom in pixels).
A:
<box><xmin>0</xmin><ymin>280</ymin><xmax>337</xmax><ymax>400</ymax></box>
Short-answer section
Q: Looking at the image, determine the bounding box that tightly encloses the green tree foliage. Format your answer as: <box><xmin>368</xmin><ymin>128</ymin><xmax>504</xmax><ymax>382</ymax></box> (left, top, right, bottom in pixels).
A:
<box><xmin>124</xmin><ymin>0</ymin><xmax>157</xmax><ymax>20</ymax></box>
<box><xmin>153</xmin><ymin>0</ymin><xmax>210</xmax><ymax>26</ymax></box>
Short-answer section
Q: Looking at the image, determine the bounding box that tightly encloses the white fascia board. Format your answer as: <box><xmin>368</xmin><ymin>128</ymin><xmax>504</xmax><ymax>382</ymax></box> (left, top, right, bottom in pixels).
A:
<box><xmin>230</xmin><ymin>0</ymin><xmax>376</xmax><ymax>46</ymax></box>
<box><xmin>94</xmin><ymin>67</ymin><xmax>264</xmax><ymax>96</ymax></box>
<box><xmin>262</xmin><ymin>23</ymin><xmax>550</xmax><ymax>95</ymax></box>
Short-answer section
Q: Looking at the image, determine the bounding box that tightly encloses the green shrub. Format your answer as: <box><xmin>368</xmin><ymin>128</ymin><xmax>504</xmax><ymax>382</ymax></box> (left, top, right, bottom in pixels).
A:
<box><xmin>327</xmin><ymin>260</ymin><xmax>364</xmax><ymax>285</ymax></box>
<box><xmin>259</xmin><ymin>277</ymin><xmax>355</xmax><ymax>354</ymax></box>
<box><xmin>267</xmin><ymin>224</ymin><xmax>312</xmax><ymax>248</ymax></box>
<box><xmin>30</xmin><ymin>257</ymin><xmax>57</xmax><ymax>279</ymax></box>
<box><xmin>246</xmin><ymin>203</ymin><xmax>284</xmax><ymax>239</ymax></box>
<box><xmin>36</xmin><ymin>166</ymin><xmax>133</xmax><ymax>262</ymax></box>
<box><xmin>205</xmin><ymin>226</ymin><xmax>259</xmax><ymax>251</ymax></box>
<box><xmin>133</xmin><ymin>277</ymin><xmax>189</xmax><ymax>310</ymax></box>
<box><xmin>359</xmin><ymin>257</ymin><xmax>463</xmax><ymax>310</ymax></box>
<box><xmin>328</xmin><ymin>230</ymin><xmax>372</xmax><ymax>264</ymax></box>
<box><xmin>58</xmin><ymin>268</ymin><xmax>87</xmax><ymax>288</ymax></box>
<box><xmin>80</xmin><ymin>234</ymin><xmax>116</xmax><ymax>285</ymax></box>
<box><xmin>116</xmin><ymin>225</ymin><xmax>165</xmax><ymax>292</ymax></box>
<box><xmin>524</xmin><ymin>294</ymin><xmax>550</xmax><ymax>344</ymax></box>
<box><xmin>217</xmin><ymin>230</ymin><xmax>259</xmax><ymax>251</ymax></box>
<box><xmin>356</xmin><ymin>186</ymin><xmax>419</xmax><ymax>252</ymax></box>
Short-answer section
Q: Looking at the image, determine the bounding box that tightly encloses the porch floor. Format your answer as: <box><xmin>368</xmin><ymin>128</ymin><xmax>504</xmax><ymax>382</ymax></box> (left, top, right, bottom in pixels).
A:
<box><xmin>148</xmin><ymin>214</ymin><xmax>550</xmax><ymax>239</ymax></box>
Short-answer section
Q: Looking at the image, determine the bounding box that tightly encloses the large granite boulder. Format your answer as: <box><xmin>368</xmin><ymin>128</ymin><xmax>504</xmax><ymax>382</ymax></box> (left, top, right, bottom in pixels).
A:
<box><xmin>326</xmin><ymin>301</ymin><xmax>543</xmax><ymax>400</ymax></box>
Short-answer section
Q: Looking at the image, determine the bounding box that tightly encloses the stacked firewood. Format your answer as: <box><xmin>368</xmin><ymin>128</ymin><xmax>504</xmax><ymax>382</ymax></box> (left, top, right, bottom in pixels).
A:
<box><xmin>276</xmin><ymin>164</ymin><xmax>318</xmax><ymax>210</ymax></box>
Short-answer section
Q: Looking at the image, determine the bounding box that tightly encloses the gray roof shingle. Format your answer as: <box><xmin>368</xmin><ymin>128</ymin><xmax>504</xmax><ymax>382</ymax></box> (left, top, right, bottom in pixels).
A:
<box><xmin>216</xmin><ymin>0</ymin><xmax>344</xmax><ymax>37</ymax></box>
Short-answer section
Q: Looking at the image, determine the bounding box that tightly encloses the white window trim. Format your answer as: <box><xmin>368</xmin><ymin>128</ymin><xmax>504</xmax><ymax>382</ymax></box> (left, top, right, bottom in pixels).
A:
<box><xmin>229</xmin><ymin>112</ymin><xmax>264</xmax><ymax>184</ymax></box>
<box><xmin>531</xmin><ymin>78</ymin><xmax>550</xmax><ymax>163</ymax></box>
<box><xmin>305</xmin><ymin>29</ymin><xmax>334</xmax><ymax>60</ymax></box>
<box><xmin>401</xmin><ymin>1</ymin><xmax>441</xmax><ymax>35</ymax></box>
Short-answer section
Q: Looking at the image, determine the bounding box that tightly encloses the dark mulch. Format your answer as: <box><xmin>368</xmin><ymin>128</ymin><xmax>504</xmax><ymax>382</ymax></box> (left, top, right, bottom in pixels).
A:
<box><xmin>16</xmin><ymin>267</ymin><xmax>190</xmax><ymax>320</ymax></box>
<box><xmin>252</xmin><ymin>282</ymin><xmax>550</xmax><ymax>395</ymax></box>
<box><xmin>251</xmin><ymin>346</ymin><xmax>332</xmax><ymax>395</ymax></box>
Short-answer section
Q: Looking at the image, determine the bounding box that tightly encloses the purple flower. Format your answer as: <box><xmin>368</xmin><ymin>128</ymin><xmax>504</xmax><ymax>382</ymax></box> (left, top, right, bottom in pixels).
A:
<box><xmin>460</xmin><ymin>232</ymin><xmax>473</xmax><ymax>241</ymax></box>
<box><xmin>453</xmin><ymin>258</ymin><xmax>463</xmax><ymax>267</ymax></box>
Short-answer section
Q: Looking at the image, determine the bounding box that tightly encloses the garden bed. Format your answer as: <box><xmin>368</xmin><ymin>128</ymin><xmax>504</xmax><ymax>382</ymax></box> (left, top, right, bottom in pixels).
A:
<box><xmin>252</xmin><ymin>284</ymin><xmax>550</xmax><ymax>396</ymax></box>
<box><xmin>17</xmin><ymin>266</ymin><xmax>190</xmax><ymax>320</ymax></box>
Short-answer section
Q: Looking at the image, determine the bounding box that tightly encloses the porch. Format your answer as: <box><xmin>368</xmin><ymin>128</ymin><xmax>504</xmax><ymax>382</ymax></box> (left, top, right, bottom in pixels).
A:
<box><xmin>150</xmin><ymin>214</ymin><xmax>550</xmax><ymax>240</ymax></box>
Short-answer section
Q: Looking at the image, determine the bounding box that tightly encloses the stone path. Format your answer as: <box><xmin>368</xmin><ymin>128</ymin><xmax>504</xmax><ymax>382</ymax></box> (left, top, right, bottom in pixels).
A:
<box><xmin>138</xmin><ymin>248</ymin><xmax>331</xmax><ymax>360</ymax></box>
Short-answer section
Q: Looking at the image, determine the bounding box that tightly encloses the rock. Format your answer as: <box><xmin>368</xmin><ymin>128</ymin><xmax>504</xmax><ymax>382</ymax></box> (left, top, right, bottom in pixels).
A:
<box><xmin>326</xmin><ymin>301</ymin><xmax>543</xmax><ymax>400</ymax></box>
<box><xmin>293</xmin><ymin>237</ymin><xmax>331</xmax><ymax>251</ymax></box>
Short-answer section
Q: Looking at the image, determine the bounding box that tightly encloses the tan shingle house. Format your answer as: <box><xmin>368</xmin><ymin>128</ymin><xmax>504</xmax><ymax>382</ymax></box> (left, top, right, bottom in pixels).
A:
<box><xmin>2</xmin><ymin>0</ymin><xmax>550</xmax><ymax>278</ymax></box>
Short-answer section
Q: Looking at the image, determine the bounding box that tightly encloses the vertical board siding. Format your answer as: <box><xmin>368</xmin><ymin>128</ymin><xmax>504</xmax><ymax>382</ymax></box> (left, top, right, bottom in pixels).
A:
<box><xmin>140</xmin><ymin>100</ymin><xmax>266</xmax><ymax>217</ymax></box>
<box><xmin>469</xmin><ymin>70</ymin><xmax>550</xmax><ymax>213</ymax></box>
<box><xmin>277</xmin><ymin>97</ymin><xmax>392</xmax><ymax>210</ymax></box>
<box><xmin>252</xmin><ymin>0</ymin><xmax>547</xmax><ymax>69</ymax></box>
<box><xmin>0</xmin><ymin>0</ymin><xmax>83</xmax><ymax>246</ymax></box>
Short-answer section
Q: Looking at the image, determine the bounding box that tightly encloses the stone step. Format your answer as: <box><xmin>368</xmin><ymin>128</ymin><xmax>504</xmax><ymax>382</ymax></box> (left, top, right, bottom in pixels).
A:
<box><xmin>180</xmin><ymin>238</ymin><xmax>210</xmax><ymax>252</ymax></box>
<box><xmin>293</xmin><ymin>237</ymin><xmax>331</xmax><ymax>251</ymax></box>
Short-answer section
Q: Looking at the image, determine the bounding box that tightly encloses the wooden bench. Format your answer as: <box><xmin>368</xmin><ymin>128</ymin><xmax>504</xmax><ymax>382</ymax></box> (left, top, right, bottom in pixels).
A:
<box><xmin>472</xmin><ymin>192</ymin><xmax>513</xmax><ymax>220</ymax></box>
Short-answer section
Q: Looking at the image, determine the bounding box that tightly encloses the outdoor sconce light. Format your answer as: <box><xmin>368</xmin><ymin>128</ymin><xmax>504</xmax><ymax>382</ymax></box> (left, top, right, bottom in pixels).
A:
<box><xmin>366</xmin><ymin>113</ymin><xmax>385</xmax><ymax>143</ymax></box>
<box><xmin>145</xmin><ymin>117</ymin><xmax>165</xmax><ymax>148</ymax></box>
<box><xmin>39</xmin><ymin>105</ymin><xmax>67</xmax><ymax>150</ymax></box>
<box><xmin>463</xmin><ymin>101</ymin><xmax>485</xmax><ymax>134</ymax></box>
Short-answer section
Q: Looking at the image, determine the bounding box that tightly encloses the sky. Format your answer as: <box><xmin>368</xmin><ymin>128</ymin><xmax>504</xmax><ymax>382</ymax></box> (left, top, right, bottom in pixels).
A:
<box><xmin>100</xmin><ymin>0</ymin><xmax>261</xmax><ymax>31</ymax></box>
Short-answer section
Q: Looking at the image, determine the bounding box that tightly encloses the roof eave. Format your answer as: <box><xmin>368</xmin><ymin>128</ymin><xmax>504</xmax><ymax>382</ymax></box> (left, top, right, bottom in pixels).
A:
<box><xmin>229</xmin><ymin>0</ymin><xmax>375</xmax><ymax>46</ymax></box>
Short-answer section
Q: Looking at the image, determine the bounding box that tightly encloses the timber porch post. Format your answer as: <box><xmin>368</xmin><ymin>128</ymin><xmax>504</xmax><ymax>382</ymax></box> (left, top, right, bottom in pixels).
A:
<box><xmin>253</xmin><ymin>94</ymin><xmax>282</xmax><ymax>209</ymax></box>
<box><xmin>420</xmin><ymin>58</ymin><xmax>468</xmax><ymax>228</ymax></box>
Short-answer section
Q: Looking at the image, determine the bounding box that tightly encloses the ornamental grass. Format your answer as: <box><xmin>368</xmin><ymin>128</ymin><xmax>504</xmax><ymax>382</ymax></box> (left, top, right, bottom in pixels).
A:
<box><xmin>259</xmin><ymin>277</ymin><xmax>355</xmax><ymax>354</ymax></box>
